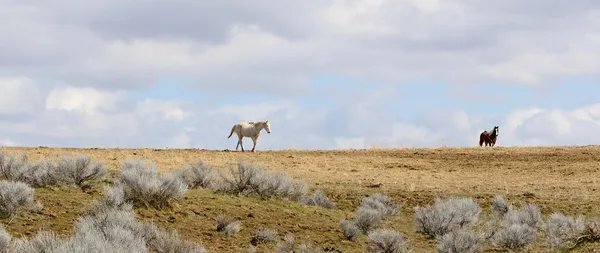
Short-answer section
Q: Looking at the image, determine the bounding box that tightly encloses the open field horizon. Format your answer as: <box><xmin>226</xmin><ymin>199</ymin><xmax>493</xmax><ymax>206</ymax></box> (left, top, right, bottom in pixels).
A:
<box><xmin>1</xmin><ymin>145</ymin><xmax>600</xmax><ymax>252</ymax></box>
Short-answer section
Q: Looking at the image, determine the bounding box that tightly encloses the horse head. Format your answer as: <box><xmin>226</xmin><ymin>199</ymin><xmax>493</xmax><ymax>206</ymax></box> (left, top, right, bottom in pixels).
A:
<box><xmin>264</xmin><ymin>120</ymin><xmax>271</xmax><ymax>134</ymax></box>
<box><xmin>493</xmin><ymin>126</ymin><xmax>499</xmax><ymax>137</ymax></box>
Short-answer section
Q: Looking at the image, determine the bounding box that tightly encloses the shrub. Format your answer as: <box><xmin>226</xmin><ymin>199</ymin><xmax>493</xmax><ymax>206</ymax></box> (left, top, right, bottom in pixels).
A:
<box><xmin>0</xmin><ymin>224</ymin><xmax>10</xmax><ymax>253</ymax></box>
<box><xmin>0</xmin><ymin>152</ymin><xmax>61</xmax><ymax>187</ymax></box>
<box><xmin>58</xmin><ymin>218</ymin><xmax>148</xmax><ymax>253</ymax></box>
<box><xmin>491</xmin><ymin>203</ymin><xmax>541</xmax><ymax>250</ymax></box>
<box><xmin>148</xmin><ymin>229</ymin><xmax>207</xmax><ymax>253</ymax></box>
<box><xmin>0</xmin><ymin>180</ymin><xmax>35</xmax><ymax>219</ymax></box>
<box><xmin>365</xmin><ymin>229</ymin><xmax>411</xmax><ymax>253</ymax></box>
<box><xmin>75</xmin><ymin>206</ymin><xmax>205</xmax><ymax>253</ymax></box>
<box><xmin>178</xmin><ymin>160</ymin><xmax>221</xmax><ymax>190</ymax></box>
<box><xmin>414</xmin><ymin>197</ymin><xmax>481</xmax><ymax>238</ymax></box>
<box><xmin>491</xmin><ymin>195</ymin><xmax>509</xmax><ymax>217</ymax></box>
<box><xmin>0</xmin><ymin>151</ymin><xmax>28</xmax><ymax>182</ymax></box>
<box><xmin>90</xmin><ymin>184</ymin><xmax>132</xmax><ymax>214</ymax></box>
<box><xmin>340</xmin><ymin>220</ymin><xmax>361</xmax><ymax>241</ymax></box>
<box><xmin>250</xmin><ymin>229</ymin><xmax>278</xmax><ymax>246</ymax></box>
<box><xmin>585</xmin><ymin>220</ymin><xmax>600</xmax><ymax>241</ymax></box>
<box><xmin>216</xmin><ymin>216</ymin><xmax>241</xmax><ymax>236</ymax></box>
<box><xmin>360</xmin><ymin>193</ymin><xmax>401</xmax><ymax>217</ymax></box>
<box><xmin>275</xmin><ymin>235</ymin><xmax>320</xmax><ymax>253</ymax></box>
<box><xmin>55</xmin><ymin>155</ymin><xmax>107</xmax><ymax>187</ymax></box>
<box><xmin>544</xmin><ymin>212</ymin><xmax>586</xmax><ymax>249</ymax></box>
<box><xmin>503</xmin><ymin>203</ymin><xmax>542</xmax><ymax>229</ymax></box>
<box><xmin>8</xmin><ymin>230</ymin><xmax>63</xmax><ymax>253</ymax></box>
<box><xmin>355</xmin><ymin>206</ymin><xmax>383</xmax><ymax>233</ymax></box>
<box><xmin>492</xmin><ymin>223</ymin><xmax>537</xmax><ymax>250</ymax></box>
<box><xmin>302</xmin><ymin>191</ymin><xmax>336</xmax><ymax>209</ymax></box>
<box><xmin>296</xmin><ymin>244</ymin><xmax>321</xmax><ymax>253</ymax></box>
<box><xmin>435</xmin><ymin>229</ymin><xmax>484</xmax><ymax>253</ymax></box>
<box><xmin>275</xmin><ymin>235</ymin><xmax>296</xmax><ymax>253</ymax></box>
<box><xmin>221</xmin><ymin>162</ymin><xmax>263</xmax><ymax>195</ymax></box>
<box><xmin>119</xmin><ymin>159</ymin><xmax>188</xmax><ymax>209</ymax></box>
<box><xmin>219</xmin><ymin>161</ymin><xmax>313</xmax><ymax>204</ymax></box>
<box><xmin>255</xmin><ymin>172</ymin><xmax>293</xmax><ymax>199</ymax></box>
<box><xmin>287</xmin><ymin>180</ymin><xmax>308</xmax><ymax>202</ymax></box>
<box><xmin>3</xmin><ymin>198</ymin><xmax>205</xmax><ymax>253</ymax></box>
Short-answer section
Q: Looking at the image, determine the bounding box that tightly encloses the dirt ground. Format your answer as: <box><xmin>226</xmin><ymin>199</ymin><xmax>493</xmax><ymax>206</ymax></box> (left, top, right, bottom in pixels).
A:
<box><xmin>2</xmin><ymin>145</ymin><xmax>600</xmax><ymax>252</ymax></box>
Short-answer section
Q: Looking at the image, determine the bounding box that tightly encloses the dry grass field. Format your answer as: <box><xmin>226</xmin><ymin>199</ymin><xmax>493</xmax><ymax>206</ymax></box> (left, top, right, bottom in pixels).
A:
<box><xmin>2</xmin><ymin>145</ymin><xmax>600</xmax><ymax>252</ymax></box>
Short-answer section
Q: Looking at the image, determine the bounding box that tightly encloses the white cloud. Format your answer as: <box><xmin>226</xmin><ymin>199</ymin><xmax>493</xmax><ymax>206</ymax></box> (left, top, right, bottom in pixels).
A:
<box><xmin>166</xmin><ymin>132</ymin><xmax>191</xmax><ymax>149</ymax></box>
<box><xmin>0</xmin><ymin>77</ymin><xmax>42</xmax><ymax>115</ymax></box>
<box><xmin>209</xmin><ymin>101</ymin><xmax>297</xmax><ymax>122</ymax></box>
<box><xmin>334</xmin><ymin>137</ymin><xmax>366</xmax><ymax>149</ymax></box>
<box><xmin>0</xmin><ymin>139</ymin><xmax>19</xmax><ymax>147</ymax></box>
<box><xmin>135</xmin><ymin>99</ymin><xmax>190</xmax><ymax>121</ymax></box>
<box><xmin>46</xmin><ymin>86</ymin><xmax>124</xmax><ymax>115</ymax></box>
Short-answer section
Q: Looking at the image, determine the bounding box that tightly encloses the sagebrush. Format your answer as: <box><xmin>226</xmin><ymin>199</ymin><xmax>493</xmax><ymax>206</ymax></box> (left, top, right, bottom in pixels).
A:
<box><xmin>414</xmin><ymin>197</ymin><xmax>481</xmax><ymax>238</ymax></box>
<box><xmin>365</xmin><ymin>229</ymin><xmax>411</xmax><ymax>253</ymax></box>
<box><xmin>0</xmin><ymin>180</ymin><xmax>35</xmax><ymax>219</ymax></box>
<box><xmin>119</xmin><ymin>159</ymin><xmax>188</xmax><ymax>209</ymax></box>
<box><xmin>489</xmin><ymin>200</ymin><xmax>541</xmax><ymax>250</ymax></box>
<box><xmin>435</xmin><ymin>228</ymin><xmax>483</xmax><ymax>253</ymax></box>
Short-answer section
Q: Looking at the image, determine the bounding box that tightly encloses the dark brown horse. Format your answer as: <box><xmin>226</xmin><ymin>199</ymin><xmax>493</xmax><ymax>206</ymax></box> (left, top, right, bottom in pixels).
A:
<box><xmin>479</xmin><ymin>126</ymin><xmax>499</xmax><ymax>147</ymax></box>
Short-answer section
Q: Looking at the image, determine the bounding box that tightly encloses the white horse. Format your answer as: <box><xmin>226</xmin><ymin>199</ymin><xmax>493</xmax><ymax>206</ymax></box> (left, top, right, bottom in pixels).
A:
<box><xmin>227</xmin><ymin>120</ymin><xmax>271</xmax><ymax>152</ymax></box>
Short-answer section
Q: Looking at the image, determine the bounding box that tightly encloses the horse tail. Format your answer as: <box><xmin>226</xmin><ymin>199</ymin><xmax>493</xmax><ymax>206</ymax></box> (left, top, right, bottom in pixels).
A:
<box><xmin>227</xmin><ymin>125</ymin><xmax>237</xmax><ymax>139</ymax></box>
<box><xmin>479</xmin><ymin>134</ymin><xmax>484</xmax><ymax>147</ymax></box>
<box><xmin>479</xmin><ymin>132</ymin><xmax>488</xmax><ymax>147</ymax></box>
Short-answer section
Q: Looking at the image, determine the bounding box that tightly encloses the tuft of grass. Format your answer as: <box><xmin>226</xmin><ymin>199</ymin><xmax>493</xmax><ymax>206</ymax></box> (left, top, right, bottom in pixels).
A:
<box><xmin>414</xmin><ymin>196</ymin><xmax>481</xmax><ymax>238</ymax></box>
<box><xmin>216</xmin><ymin>216</ymin><xmax>242</xmax><ymax>236</ymax></box>
<box><xmin>250</xmin><ymin>229</ymin><xmax>278</xmax><ymax>246</ymax></box>
<box><xmin>275</xmin><ymin>234</ymin><xmax>296</xmax><ymax>253</ymax></box>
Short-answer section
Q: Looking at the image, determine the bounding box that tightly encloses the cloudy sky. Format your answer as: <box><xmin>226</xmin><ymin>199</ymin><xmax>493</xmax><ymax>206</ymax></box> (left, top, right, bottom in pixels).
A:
<box><xmin>1</xmin><ymin>0</ymin><xmax>600</xmax><ymax>150</ymax></box>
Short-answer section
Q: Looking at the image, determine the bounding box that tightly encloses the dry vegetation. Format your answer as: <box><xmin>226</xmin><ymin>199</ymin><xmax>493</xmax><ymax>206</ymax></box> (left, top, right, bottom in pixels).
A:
<box><xmin>1</xmin><ymin>145</ymin><xmax>600</xmax><ymax>252</ymax></box>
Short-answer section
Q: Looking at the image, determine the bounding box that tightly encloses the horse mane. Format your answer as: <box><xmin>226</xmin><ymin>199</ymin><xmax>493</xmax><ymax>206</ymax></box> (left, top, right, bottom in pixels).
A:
<box><xmin>248</xmin><ymin>120</ymin><xmax>268</xmax><ymax>125</ymax></box>
<box><xmin>489</xmin><ymin>126</ymin><xmax>498</xmax><ymax>138</ymax></box>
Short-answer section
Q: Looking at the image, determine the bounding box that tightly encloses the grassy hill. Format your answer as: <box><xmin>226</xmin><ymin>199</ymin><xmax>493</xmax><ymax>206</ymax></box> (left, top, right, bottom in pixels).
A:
<box><xmin>1</xmin><ymin>146</ymin><xmax>600</xmax><ymax>252</ymax></box>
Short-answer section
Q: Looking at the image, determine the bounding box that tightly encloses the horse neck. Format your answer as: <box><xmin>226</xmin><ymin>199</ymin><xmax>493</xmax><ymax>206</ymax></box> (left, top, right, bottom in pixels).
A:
<box><xmin>490</xmin><ymin>129</ymin><xmax>497</xmax><ymax>138</ymax></box>
<box><xmin>254</xmin><ymin>123</ymin><xmax>265</xmax><ymax>131</ymax></box>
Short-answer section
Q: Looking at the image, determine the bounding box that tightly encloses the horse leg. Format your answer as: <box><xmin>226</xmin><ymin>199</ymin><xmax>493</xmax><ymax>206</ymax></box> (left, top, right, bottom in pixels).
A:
<box><xmin>237</xmin><ymin>137</ymin><xmax>244</xmax><ymax>152</ymax></box>
<box><xmin>251</xmin><ymin>136</ymin><xmax>258</xmax><ymax>152</ymax></box>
